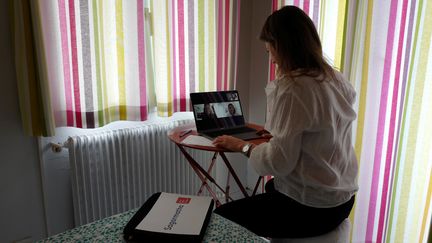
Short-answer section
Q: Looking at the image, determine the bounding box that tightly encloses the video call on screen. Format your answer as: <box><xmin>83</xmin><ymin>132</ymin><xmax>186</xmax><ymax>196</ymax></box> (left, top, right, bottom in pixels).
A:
<box><xmin>191</xmin><ymin>91</ymin><xmax>245</xmax><ymax>131</ymax></box>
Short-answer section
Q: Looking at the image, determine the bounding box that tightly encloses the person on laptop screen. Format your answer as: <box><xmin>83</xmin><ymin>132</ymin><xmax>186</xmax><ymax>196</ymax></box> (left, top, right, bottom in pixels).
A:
<box><xmin>227</xmin><ymin>103</ymin><xmax>243</xmax><ymax>126</ymax></box>
<box><xmin>190</xmin><ymin>91</ymin><xmax>261</xmax><ymax>140</ymax></box>
<box><xmin>212</xmin><ymin>6</ymin><xmax>358</xmax><ymax>239</ymax></box>
<box><xmin>227</xmin><ymin>103</ymin><xmax>237</xmax><ymax>116</ymax></box>
<box><xmin>202</xmin><ymin>103</ymin><xmax>216</xmax><ymax>120</ymax></box>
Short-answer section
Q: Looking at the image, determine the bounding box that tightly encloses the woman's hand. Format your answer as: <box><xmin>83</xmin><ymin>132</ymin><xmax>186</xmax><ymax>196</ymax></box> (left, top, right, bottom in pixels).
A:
<box><xmin>212</xmin><ymin>135</ymin><xmax>247</xmax><ymax>152</ymax></box>
<box><xmin>256</xmin><ymin>129</ymin><xmax>273</xmax><ymax>139</ymax></box>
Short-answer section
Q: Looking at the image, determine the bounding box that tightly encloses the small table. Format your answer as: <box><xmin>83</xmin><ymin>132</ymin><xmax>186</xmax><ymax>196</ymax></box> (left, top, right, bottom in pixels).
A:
<box><xmin>168</xmin><ymin>123</ymin><xmax>269</xmax><ymax>207</ymax></box>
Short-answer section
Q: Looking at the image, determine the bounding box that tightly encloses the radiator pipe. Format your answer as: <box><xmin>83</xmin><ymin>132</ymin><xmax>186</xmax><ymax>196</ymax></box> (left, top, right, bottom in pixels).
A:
<box><xmin>49</xmin><ymin>140</ymin><xmax>70</xmax><ymax>153</ymax></box>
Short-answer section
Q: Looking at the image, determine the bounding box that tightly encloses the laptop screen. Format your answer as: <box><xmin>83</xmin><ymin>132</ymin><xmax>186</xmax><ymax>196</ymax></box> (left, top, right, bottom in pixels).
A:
<box><xmin>190</xmin><ymin>91</ymin><xmax>246</xmax><ymax>132</ymax></box>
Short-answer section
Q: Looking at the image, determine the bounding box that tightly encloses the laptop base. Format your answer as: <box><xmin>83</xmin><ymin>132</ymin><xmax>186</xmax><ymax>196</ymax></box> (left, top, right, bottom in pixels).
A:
<box><xmin>201</xmin><ymin>131</ymin><xmax>262</xmax><ymax>141</ymax></box>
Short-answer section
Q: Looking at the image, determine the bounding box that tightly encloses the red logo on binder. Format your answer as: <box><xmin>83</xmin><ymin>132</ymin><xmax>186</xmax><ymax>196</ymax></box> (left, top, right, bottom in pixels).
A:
<box><xmin>176</xmin><ymin>197</ymin><xmax>191</xmax><ymax>204</ymax></box>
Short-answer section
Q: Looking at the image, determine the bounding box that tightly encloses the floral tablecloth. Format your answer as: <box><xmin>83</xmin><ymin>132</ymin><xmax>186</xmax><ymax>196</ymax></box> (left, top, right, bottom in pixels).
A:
<box><xmin>38</xmin><ymin>209</ymin><xmax>267</xmax><ymax>242</ymax></box>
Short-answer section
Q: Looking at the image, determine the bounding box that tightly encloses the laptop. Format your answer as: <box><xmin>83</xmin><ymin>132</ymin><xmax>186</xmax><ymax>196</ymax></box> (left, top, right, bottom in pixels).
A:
<box><xmin>190</xmin><ymin>90</ymin><xmax>261</xmax><ymax>140</ymax></box>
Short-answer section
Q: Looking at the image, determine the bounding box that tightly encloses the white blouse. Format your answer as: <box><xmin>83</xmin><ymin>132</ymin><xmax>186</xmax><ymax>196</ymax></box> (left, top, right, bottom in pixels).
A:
<box><xmin>249</xmin><ymin>71</ymin><xmax>359</xmax><ymax>208</ymax></box>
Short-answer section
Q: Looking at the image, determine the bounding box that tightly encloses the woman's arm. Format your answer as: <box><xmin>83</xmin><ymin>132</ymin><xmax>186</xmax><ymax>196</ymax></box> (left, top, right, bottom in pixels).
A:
<box><xmin>249</xmin><ymin>90</ymin><xmax>312</xmax><ymax>177</ymax></box>
<box><xmin>212</xmin><ymin>135</ymin><xmax>256</xmax><ymax>157</ymax></box>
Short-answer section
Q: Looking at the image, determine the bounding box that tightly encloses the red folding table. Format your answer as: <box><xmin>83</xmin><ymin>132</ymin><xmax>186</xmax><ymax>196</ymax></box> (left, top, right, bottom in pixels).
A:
<box><xmin>168</xmin><ymin>123</ymin><xmax>269</xmax><ymax>207</ymax></box>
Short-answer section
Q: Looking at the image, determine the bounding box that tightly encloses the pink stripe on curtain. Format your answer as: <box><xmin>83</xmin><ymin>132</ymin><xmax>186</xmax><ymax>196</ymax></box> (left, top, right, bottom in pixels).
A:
<box><xmin>178</xmin><ymin>0</ymin><xmax>186</xmax><ymax>111</ymax></box>
<box><xmin>224</xmin><ymin>0</ymin><xmax>230</xmax><ymax>90</ymax></box>
<box><xmin>366</xmin><ymin>0</ymin><xmax>399</xmax><ymax>241</ymax></box>
<box><xmin>69</xmin><ymin>0</ymin><xmax>83</xmax><ymax>128</ymax></box>
<box><xmin>58</xmin><ymin>0</ymin><xmax>74</xmax><ymax>126</ymax></box>
<box><xmin>69</xmin><ymin>1</ymin><xmax>83</xmax><ymax>127</ymax></box>
<box><xmin>169</xmin><ymin>1</ymin><xmax>178</xmax><ymax>111</ymax></box>
<box><xmin>269</xmin><ymin>0</ymin><xmax>278</xmax><ymax>82</ymax></box>
<box><xmin>233</xmin><ymin>0</ymin><xmax>240</xmax><ymax>88</ymax></box>
<box><xmin>303</xmin><ymin>0</ymin><xmax>310</xmax><ymax>15</ymax></box>
<box><xmin>377</xmin><ymin>0</ymin><xmax>409</xmax><ymax>241</ymax></box>
<box><xmin>137</xmin><ymin>0</ymin><xmax>147</xmax><ymax>120</ymax></box>
<box><xmin>293</xmin><ymin>0</ymin><xmax>300</xmax><ymax>7</ymax></box>
<box><xmin>272</xmin><ymin>0</ymin><xmax>278</xmax><ymax>11</ymax></box>
<box><xmin>312</xmin><ymin>0</ymin><xmax>319</xmax><ymax>28</ymax></box>
<box><xmin>217</xmin><ymin>0</ymin><xmax>223</xmax><ymax>91</ymax></box>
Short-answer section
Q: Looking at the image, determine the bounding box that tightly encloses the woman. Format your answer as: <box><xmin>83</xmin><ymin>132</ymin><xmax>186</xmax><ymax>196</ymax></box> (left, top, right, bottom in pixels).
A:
<box><xmin>227</xmin><ymin>103</ymin><xmax>237</xmax><ymax>116</ymax></box>
<box><xmin>212</xmin><ymin>6</ymin><xmax>358</xmax><ymax>238</ymax></box>
<box><xmin>202</xmin><ymin>103</ymin><xmax>216</xmax><ymax>119</ymax></box>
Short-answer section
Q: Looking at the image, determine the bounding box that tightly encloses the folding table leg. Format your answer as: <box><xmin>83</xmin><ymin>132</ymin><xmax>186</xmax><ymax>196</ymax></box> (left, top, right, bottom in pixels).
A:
<box><xmin>219</xmin><ymin>152</ymin><xmax>249</xmax><ymax>198</ymax></box>
<box><xmin>225</xmin><ymin>172</ymin><xmax>230</xmax><ymax>203</ymax></box>
<box><xmin>252</xmin><ymin>176</ymin><xmax>263</xmax><ymax>195</ymax></box>
<box><xmin>176</xmin><ymin>145</ymin><xmax>233</xmax><ymax>206</ymax></box>
<box><xmin>197</xmin><ymin>152</ymin><xmax>218</xmax><ymax>195</ymax></box>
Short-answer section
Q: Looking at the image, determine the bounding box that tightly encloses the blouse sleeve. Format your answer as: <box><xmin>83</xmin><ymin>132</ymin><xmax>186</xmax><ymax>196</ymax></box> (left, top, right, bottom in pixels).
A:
<box><xmin>249</xmin><ymin>87</ymin><xmax>312</xmax><ymax>177</ymax></box>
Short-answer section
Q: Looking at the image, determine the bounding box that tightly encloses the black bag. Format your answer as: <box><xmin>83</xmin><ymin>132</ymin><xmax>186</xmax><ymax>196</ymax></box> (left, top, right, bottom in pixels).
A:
<box><xmin>123</xmin><ymin>192</ymin><xmax>214</xmax><ymax>243</ymax></box>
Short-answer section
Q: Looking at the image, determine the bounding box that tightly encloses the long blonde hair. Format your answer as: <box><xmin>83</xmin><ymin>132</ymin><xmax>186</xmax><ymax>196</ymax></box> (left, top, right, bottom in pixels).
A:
<box><xmin>260</xmin><ymin>6</ymin><xmax>336</xmax><ymax>81</ymax></box>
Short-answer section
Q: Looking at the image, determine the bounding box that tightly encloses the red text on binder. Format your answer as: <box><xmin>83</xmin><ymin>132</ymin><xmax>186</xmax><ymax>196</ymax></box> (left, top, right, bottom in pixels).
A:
<box><xmin>176</xmin><ymin>197</ymin><xmax>191</xmax><ymax>204</ymax></box>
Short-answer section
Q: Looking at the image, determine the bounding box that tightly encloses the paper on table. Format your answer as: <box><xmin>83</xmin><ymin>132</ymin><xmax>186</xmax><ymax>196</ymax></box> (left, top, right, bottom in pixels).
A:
<box><xmin>181</xmin><ymin>135</ymin><xmax>215</xmax><ymax>147</ymax></box>
<box><xmin>135</xmin><ymin>192</ymin><xmax>212</xmax><ymax>235</ymax></box>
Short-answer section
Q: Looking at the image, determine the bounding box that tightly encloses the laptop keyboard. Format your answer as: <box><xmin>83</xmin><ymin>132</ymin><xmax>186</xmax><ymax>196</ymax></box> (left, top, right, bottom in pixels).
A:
<box><xmin>205</xmin><ymin>126</ymin><xmax>257</xmax><ymax>138</ymax></box>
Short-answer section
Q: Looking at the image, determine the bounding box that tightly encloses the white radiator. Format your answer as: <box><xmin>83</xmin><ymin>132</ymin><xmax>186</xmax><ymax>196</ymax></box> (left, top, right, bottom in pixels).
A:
<box><xmin>68</xmin><ymin>119</ymin><xmax>214</xmax><ymax>226</ymax></box>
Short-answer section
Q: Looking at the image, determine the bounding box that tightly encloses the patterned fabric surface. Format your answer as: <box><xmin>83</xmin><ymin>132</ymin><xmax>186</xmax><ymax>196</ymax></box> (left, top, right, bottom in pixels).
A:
<box><xmin>38</xmin><ymin>209</ymin><xmax>267</xmax><ymax>242</ymax></box>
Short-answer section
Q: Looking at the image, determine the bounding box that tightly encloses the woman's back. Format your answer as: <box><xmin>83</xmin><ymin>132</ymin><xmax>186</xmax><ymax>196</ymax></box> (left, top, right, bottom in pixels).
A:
<box><xmin>263</xmin><ymin>71</ymin><xmax>358</xmax><ymax>208</ymax></box>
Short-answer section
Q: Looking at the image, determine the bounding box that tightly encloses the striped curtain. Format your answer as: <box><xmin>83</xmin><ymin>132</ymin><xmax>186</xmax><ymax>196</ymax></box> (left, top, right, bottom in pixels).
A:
<box><xmin>14</xmin><ymin>0</ymin><xmax>240</xmax><ymax>132</ymax></box>
<box><xmin>151</xmin><ymin>0</ymin><xmax>240</xmax><ymax>117</ymax></box>
<box><xmin>274</xmin><ymin>0</ymin><xmax>432</xmax><ymax>242</ymax></box>
<box><xmin>10</xmin><ymin>0</ymin><xmax>56</xmax><ymax>136</ymax></box>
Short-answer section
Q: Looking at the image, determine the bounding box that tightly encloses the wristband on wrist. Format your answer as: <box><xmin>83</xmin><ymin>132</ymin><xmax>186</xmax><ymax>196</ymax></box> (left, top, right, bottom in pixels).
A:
<box><xmin>241</xmin><ymin>143</ymin><xmax>253</xmax><ymax>157</ymax></box>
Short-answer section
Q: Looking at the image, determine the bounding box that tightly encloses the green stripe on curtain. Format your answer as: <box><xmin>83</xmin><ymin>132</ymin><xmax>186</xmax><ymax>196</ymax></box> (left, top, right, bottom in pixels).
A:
<box><xmin>10</xmin><ymin>0</ymin><xmax>54</xmax><ymax>136</ymax></box>
<box><xmin>116</xmin><ymin>0</ymin><xmax>126</xmax><ymax>120</ymax></box>
<box><xmin>334</xmin><ymin>0</ymin><xmax>346</xmax><ymax>70</ymax></box>
<box><xmin>339</xmin><ymin>0</ymin><xmax>349</xmax><ymax>72</ymax></box>
<box><xmin>18</xmin><ymin>0</ymin><xmax>41</xmax><ymax>133</ymax></box>
<box><xmin>345</xmin><ymin>0</ymin><xmax>360</xmax><ymax>79</ymax></box>
<box><xmin>198</xmin><ymin>0</ymin><xmax>205</xmax><ymax>91</ymax></box>
<box><xmin>354</xmin><ymin>0</ymin><xmax>373</xmax><ymax>164</ymax></box>
<box><xmin>318</xmin><ymin>0</ymin><xmax>326</xmax><ymax>41</ymax></box>
<box><xmin>92</xmin><ymin>0</ymin><xmax>104</xmax><ymax>126</ymax></box>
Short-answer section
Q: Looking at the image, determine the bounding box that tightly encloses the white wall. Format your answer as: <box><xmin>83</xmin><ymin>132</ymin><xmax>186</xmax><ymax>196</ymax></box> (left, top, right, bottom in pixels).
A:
<box><xmin>219</xmin><ymin>0</ymin><xmax>271</xmax><ymax>201</ymax></box>
<box><xmin>243</xmin><ymin>0</ymin><xmax>272</xmax><ymax>189</ymax></box>
<box><xmin>0</xmin><ymin>0</ymin><xmax>48</xmax><ymax>241</ymax></box>
<box><xmin>0</xmin><ymin>0</ymin><xmax>271</xmax><ymax>241</ymax></box>
<box><xmin>247</xmin><ymin>0</ymin><xmax>271</xmax><ymax>125</ymax></box>
<box><xmin>237</xmin><ymin>0</ymin><xmax>271</xmax><ymax>124</ymax></box>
